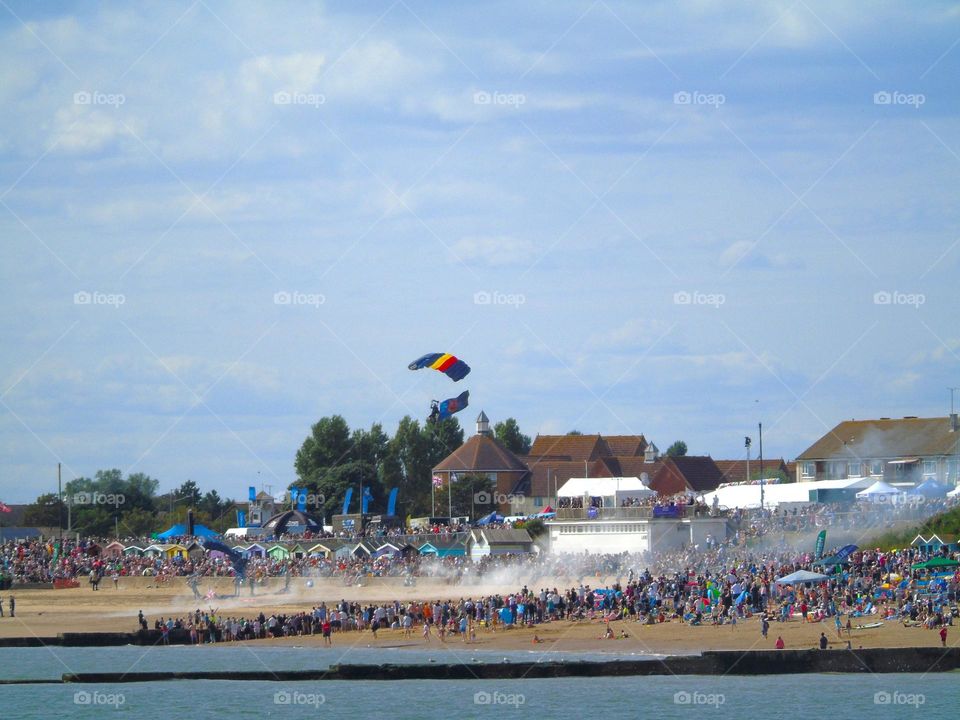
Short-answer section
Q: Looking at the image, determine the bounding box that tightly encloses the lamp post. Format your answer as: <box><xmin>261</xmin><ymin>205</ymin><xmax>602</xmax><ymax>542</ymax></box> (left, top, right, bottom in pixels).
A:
<box><xmin>744</xmin><ymin>436</ymin><xmax>752</xmax><ymax>486</ymax></box>
<box><xmin>758</xmin><ymin>422</ymin><xmax>764</xmax><ymax>510</ymax></box>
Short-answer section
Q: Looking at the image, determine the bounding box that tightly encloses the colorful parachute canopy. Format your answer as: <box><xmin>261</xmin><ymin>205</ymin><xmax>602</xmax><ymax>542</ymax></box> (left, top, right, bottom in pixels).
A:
<box><xmin>408</xmin><ymin>353</ymin><xmax>470</xmax><ymax>382</ymax></box>
<box><xmin>437</xmin><ymin>390</ymin><xmax>469</xmax><ymax>420</ymax></box>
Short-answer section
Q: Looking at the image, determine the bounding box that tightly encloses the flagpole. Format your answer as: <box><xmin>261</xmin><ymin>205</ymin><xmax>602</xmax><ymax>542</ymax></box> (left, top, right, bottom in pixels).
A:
<box><xmin>448</xmin><ymin>474</ymin><xmax>453</xmax><ymax>520</ymax></box>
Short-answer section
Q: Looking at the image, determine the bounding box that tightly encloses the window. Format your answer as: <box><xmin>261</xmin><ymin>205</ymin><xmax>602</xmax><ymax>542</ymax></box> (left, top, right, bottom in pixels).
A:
<box><xmin>802</xmin><ymin>462</ymin><xmax>816</xmax><ymax>478</ymax></box>
<box><xmin>534</xmin><ymin>497</ymin><xmax>543</xmax><ymax>507</ymax></box>
<box><xmin>871</xmin><ymin>461</ymin><xmax>883</xmax><ymax>476</ymax></box>
<box><xmin>923</xmin><ymin>460</ymin><xmax>937</xmax><ymax>477</ymax></box>
<box><xmin>847</xmin><ymin>462</ymin><xmax>861</xmax><ymax>478</ymax></box>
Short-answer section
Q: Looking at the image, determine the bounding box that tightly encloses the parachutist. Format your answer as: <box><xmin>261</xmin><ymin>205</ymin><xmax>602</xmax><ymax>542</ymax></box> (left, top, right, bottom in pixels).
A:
<box><xmin>427</xmin><ymin>401</ymin><xmax>440</xmax><ymax>424</ymax></box>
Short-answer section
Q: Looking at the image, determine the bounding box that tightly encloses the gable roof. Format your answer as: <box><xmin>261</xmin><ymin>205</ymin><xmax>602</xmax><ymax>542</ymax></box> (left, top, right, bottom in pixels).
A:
<box><xmin>603</xmin><ymin>435</ymin><xmax>648</xmax><ymax>456</ymax></box>
<box><xmin>661</xmin><ymin>456</ymin><xmax>725</xmax><ymax>493</ymax></box>
<box><xmin>522</xmin><ymin>458</ymin><xmax>620</xmax><ymax>496</ymax></box>
<box><xmin>433</xmin><ymin>433</ymin><xmax>530</xmax><ymax>473</ymax></box>
<box><xmin>471</xmin><ymin>528</ymin><xmax>533</xmax><ymax>544</ymax></box>
<box><xmin>797</xmin><ymin>417</ymin><xmax>960</xmax><ymax>460</ymax></box>
<box><xmin>714</xmin><ymin>458</ymin><xmax>788</xmax><ymax>484</ymax></box>
<box><xmin>528</xmin><ymin>434</ymin><xmax>611</xmax><ymax>462</ymax></box>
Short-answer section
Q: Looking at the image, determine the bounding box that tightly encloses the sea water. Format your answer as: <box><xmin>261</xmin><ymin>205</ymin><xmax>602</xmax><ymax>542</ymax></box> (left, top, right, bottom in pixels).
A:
<box><xmin>1</xmin><ymin>646</ymin><xmax>958</xmax><ymax>719</ymax></box>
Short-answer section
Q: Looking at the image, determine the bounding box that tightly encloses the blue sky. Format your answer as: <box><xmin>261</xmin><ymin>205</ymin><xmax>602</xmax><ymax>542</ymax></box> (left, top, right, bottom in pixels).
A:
<box><xmin>1</xmin><ymin>1</ymin><xmax>959</xmax><ymax>502</ymax></box>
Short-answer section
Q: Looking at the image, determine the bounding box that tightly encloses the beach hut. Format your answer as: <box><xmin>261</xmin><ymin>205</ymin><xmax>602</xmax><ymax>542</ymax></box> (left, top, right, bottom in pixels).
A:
<box><xmin>163</xmin><ymin>544</ymin><xmax>188</xmax><ymax>560</ymax></box>
<box><xmin>911</xmin><ymin>533</ymin><xmax>959</xmax><ymax>554</ymax></box>
<box><xmin>102</xmin><ymin>541</ymin><xmax>125</xmax><ymax>559</ymax></box>
<box><xmin>185</xmin><ymin>541</ymin><xmax>206</xmax><ymax>560</ymax></box>
<box><xmin>122</xmin><ymin>545</ymin><xmax>144</xmax><ymax>557</ymax></box>
<box><xmin>372</xmin><ymin>542</ymin><xmax>404</xmax><ymax>558</ymax></box>
<box><xmin>142</xmin><ymin>544</ymin><xmax>165</xmax><ymax>558</ymax></box>
<box><xmin>418</xmin><ymin>540</ymin><xmax>467</xmax><ymax>558</ymax></box>
<box><xmin>289</xmin><ymin>543</ymin><xmax>307</xmax><ymax>559</ymax></box>
<box><xmin>333</xmin><ymin>543</ymin><xmax>356</xmax><ymax>560</ymax></box>
<box><xmin>242</xmin><ymin>543</ymin><xmax>266</xmax><ymax>559</ymax></box>
<box><xmin>307</xmin><ymin>542</ymin><xmax>338</xmax><ymax>558</ymax></box>
<box><xmin>267</xmin><ymin>544</ymin><xmax>292</xmax><ymax>561</ymax></box>
<box><xmin>468</xmin><ymin>528</ymin><xmax>534</xmax><ymax>559</ymax></box>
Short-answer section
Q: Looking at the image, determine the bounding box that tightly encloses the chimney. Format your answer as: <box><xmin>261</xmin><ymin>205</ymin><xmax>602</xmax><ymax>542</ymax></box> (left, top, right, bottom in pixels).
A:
<box><xmin>644</xmin><ymin>442</ymin><xmax>659</xmax><ymax>463</ymax></box>
<box><xmin>476</xmin><ymin>410</ymin><xmax>491</xmax><ymax>436</ymax></box>
<box><xmin>951</xmin><ymin>414</ymin><xmax>959</xmax><ymax>433</ymax></box>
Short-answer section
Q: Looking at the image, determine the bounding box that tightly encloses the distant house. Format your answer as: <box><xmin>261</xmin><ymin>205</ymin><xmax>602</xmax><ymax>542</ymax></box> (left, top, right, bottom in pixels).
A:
<box><xmin>796</xmin><ymin>416</ymin><xmax>960</xmax><ymax>485</ymax></box>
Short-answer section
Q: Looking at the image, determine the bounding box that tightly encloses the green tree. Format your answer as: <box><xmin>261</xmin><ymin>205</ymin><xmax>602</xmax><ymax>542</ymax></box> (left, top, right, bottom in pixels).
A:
<box><xmin>118</xmin><ymin>507</ymin><xmax>158</xmax><ymax>537</ymax></box>
<box><xmin>666</xmin><ymin>440</ymin><xmax>688</xmax><ymax>457</ymax></box>
<box><xmin>494</xmin><ymin>418</ymin><xmax>532</xmax><ymax>455</ymax></box>
<box><xmin>23</xmin><ymin>493</ymin><xmax>65</xmax><ymax>527</ymax></box>
<box><xmin>177</xmin><ymin>479</ymin><xmax>202</xmax><ymax>507</ymax></box>
<box><xmin>567</xmin><ymin>430</ymin><xmax>583</xmax><ymax>436</ymax></box>
<box><xmin>199</xmin><ymin>489</ymin><xmax>225</xmax><ymax>518</ymax></box>
<box><xmin>389</xmin><ymin>416</ymin><xmax>433</xmax><ymax>516</ymax></box>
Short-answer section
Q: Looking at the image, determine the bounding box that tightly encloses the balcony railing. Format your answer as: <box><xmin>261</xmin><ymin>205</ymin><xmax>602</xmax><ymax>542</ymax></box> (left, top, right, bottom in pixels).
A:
<box><xmin>552</xmin><ymin>506</ymin><xmax>725</xmax><ymax>521</ymax></box>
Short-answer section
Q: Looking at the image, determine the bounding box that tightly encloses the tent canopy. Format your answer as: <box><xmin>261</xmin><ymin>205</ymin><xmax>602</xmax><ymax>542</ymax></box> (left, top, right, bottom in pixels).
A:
<box><xmin>910</xmin><ymin>479</ymin><xmax>949</xmax><ymax>498</ymax></box>
<box><xmin>775</xmin><ymin>569</ymin><xmax>830</xmax><ymax>585</ymax></box>
<box><xmin>156</xmin><ymin>523</ymin><xmax>219</xmax><ymax>539</ymax></box>
<box><xmin>556</xmin><ymin>477</ymin><xmax>655</xmax><ymax>506</ymax></box>
<box><xmin>911</xmin><ymin>557</ymin><xmax>960</xmax><ymax>570</ymax></box>
<box><xmin>476</xmin><ymin>512</ymin><xmax>504</xmax><ymax>526</ymax></box>
<box><xmin>856</xmin><ymin>480</ymin><xmax>903</xmax><ymax>500</ymax></box>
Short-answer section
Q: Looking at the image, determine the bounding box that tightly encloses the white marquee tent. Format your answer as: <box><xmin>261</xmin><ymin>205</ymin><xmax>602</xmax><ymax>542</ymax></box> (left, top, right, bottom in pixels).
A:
<box><xmin>855</xmin><ymin>479</ymin><xmax>904</xmax><ymax>502</ymax></box>
<box><xmin>556</xmin><ymin>477</ymin><xmax>655</xmax><ymax>507</ymax></box>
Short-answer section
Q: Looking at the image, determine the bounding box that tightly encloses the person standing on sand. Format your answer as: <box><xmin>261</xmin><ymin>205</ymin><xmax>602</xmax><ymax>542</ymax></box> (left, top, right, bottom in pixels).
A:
<box><xmin>761</xmin><ymin>616</ymin><xmax>769</xmax><ymax>639</ymax></box>
<box><xmin>940</xmin><ymin>626</ymin><xmax>947</xmax><ymax>647</ymax></box>
<box><xmin>819</xmin><ymin>632</ymin><xmax>828</xmax><ymax>649</ymax></box>
<box><xmin>835</xmin><ymin>613</ymin><xmax>842</xmax><ymax>638</ymax></box>
<box><xmin>9</xmin><ymin>596</ymin><xmax>14</xmax><ymax>618</ymax></box>
<box><xmin>322</xmin><ymin>618</ymin><xmax>332</xmax><ymax>646</ymax></box>
<box><xmin>0</xmin><ymin>594</ymin><xmax>4</xmax><ymax>617</ymax></box>
<box><xmin>775</xmin><ymin>635</ymin><xmax>785</xmax><ymax>649</ymax></box>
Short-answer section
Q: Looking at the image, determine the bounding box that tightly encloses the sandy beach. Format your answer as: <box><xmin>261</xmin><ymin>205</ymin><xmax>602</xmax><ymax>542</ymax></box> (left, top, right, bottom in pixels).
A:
<box><xmin>0</xmin><ymin>576</ymin><xmax>951</xmax><ymax>656</ymax></box>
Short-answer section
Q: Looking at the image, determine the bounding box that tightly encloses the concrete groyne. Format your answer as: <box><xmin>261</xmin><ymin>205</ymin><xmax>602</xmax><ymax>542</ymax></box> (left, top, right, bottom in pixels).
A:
<box><xmin>49</xmin><ymin>647</ymin><xmax>960</xmax><ymax>682</ymax></box>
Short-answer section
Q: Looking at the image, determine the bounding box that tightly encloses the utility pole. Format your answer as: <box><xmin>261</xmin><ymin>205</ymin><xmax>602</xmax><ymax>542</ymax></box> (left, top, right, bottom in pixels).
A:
<box><xmin>58</xmin><ymin>462</ymin><xmax>62</xmax><ymax>544</ymax></box>
<box><xmin>759</xmin><ymin>422</ymin><xmax>764</xmax><ymax>510</ymax></box>
<box><xmin>951</xmin><ymin>387</ymin><xmax>960</xmax><ymax>485</ymax></box>
<box><xmin>744</xmin><ymin>436</ymin><xmax>752</xmax><ymax>486</ymax></box>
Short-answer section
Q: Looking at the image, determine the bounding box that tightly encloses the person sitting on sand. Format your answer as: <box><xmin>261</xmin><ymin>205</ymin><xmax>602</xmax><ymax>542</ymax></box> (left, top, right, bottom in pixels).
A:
<box><xmin>775</xmin><ymin>635</ymin><xmax>785</xmax><ymax>649</ymax></box>
<box><xmin>601</xmin><ymin>626</ymin><xmax>614</xmax><ymax>640</ymax></box>
<box><xmin>532</xmin><ymin>633</ymin><xmax>544</xmax><ymax>644</ymax></box>
<box><xmin>619</xmin><ymin>629</ymin><xmax>630</xmax><ymax>639</ymax></box>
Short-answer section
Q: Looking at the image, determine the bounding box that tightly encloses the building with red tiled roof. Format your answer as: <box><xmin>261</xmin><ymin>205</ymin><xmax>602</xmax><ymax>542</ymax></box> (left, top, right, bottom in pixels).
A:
<box><xmin>527</xmin><ymin>434</ymin><xmax>612</xmax><ymax>462</ymax></box>
<box><xmin>432</xmin><ymin>411</ymin><xmax>530</xmax><ymax>514</ymax></box>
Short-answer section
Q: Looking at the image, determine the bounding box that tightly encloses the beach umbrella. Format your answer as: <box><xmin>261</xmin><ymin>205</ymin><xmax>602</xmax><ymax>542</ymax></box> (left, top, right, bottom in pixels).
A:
<box><xmin>775</xmin><ymin>570</ymin><xmax>830</xmax><ymax>585</ymax></box>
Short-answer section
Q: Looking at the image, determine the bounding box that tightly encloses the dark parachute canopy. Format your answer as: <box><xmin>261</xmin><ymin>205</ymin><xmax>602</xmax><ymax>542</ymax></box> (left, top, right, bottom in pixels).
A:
<box><xmin>408</xmin><ymin>352</ymin><xmax>470</xmax><ymax>382</ymax></box>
